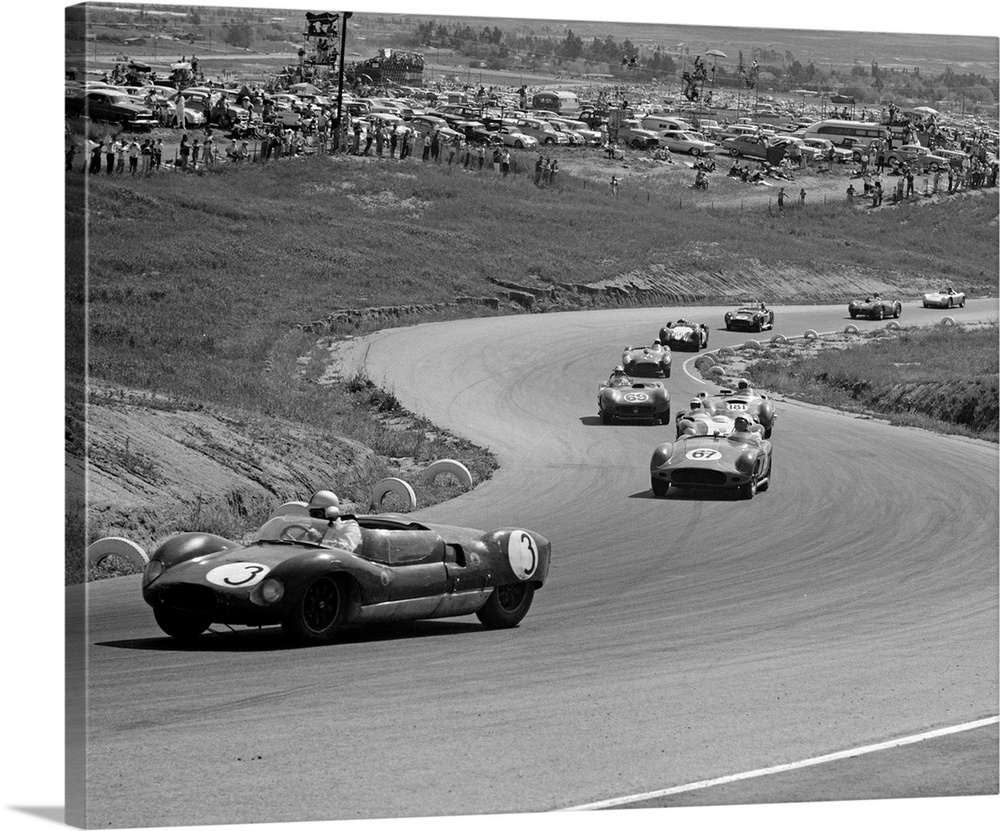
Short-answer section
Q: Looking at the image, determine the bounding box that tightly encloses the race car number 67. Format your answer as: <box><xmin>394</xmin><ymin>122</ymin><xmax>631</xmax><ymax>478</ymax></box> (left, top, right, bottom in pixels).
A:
<box><xmin>686</xmin><ymin>448</ymin><xmax>722</xmax><ymax>461</ymax></box>
<box><xmin>508</xmin><ymin>532</ymin><xmax>538</xmax><ymax>580</ymax></box>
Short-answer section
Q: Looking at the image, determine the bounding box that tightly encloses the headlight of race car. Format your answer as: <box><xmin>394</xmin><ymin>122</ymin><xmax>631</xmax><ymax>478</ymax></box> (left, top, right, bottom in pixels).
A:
<box><xmin>142</xmin><ymin>559</ymin><xmax>164</xmax><ymax>588</ymax></box>
<box><xmin>650</xmin><ymin>443</ymin><xmax>673</xmax><ymax>468</ymax></box>
<box><xmin>251</xmin><ymin>577</ymin><xmax>285</xmax><ymax>606</ymax></box>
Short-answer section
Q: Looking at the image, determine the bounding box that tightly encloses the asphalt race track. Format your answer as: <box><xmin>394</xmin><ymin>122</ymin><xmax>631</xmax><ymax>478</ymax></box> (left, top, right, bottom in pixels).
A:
<box><xmin>75</xmin><ymin>301</ymin><xmax>999</xmax><ymax>827</ymax></box>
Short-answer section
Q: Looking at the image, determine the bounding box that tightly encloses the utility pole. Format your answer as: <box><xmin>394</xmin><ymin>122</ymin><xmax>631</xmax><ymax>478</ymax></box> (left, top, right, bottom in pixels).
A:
<box><xmin>335</xmin><ymin>12</ymin><xmax>353</xmax><ymax>153</ymax></box>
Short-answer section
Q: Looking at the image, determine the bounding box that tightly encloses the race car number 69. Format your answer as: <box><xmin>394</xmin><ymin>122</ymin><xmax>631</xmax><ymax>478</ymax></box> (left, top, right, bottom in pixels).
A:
<box><xmin>508</xmin><ymin>532</ymin><xmax>538</xmax><ymax>580</ymax></box>
<box><xmin>686</xmin><ymin>448</ymin><xmax>722</xmax><ymax>461</ymax></box>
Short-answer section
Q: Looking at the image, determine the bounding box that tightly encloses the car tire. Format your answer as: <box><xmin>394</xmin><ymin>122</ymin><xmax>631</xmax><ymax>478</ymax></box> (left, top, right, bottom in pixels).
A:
<box><xmin>282</xmin><ymin>575</ymin><xmax>348</xmax><ymax>644</ymax></box>
<box><xmin>476</xmin><ymin>583</ymin><xmax>535</xmax><ymax>629</ymax></box>
<box><xmin>850</xmin><ymin>309</ymin><xmax>858</xmax><ymax>318</ymax></box>
<box><xmin>153</xmin><ymin>607</ymin><xmax>211</xmax><ymax>641</ymax></box>
<box><xmin>690</xmin><ymin>147</ymin><xmax>701</xmax><ymax>156</ymax></box>
<box><xmin>874</xmin><ymin>306</ymin><xmax>885</xmax><ymax>320</ymax></box>
<box><xmin>600</xmin><ymin>409</ymin><xmax>613</xmax><ymax>425</ymax></box>
<box><xmin>960</xmin><ymin>297</ymin><xmax>965</xmax><ymax>307</ymax></box>
<box><xmin>729</xmin><ymin>147</ymin><xmax>740</xmax><ymax>156</ymax></box>
<box><xmin>763</xmin><ymin>424</ymin><xmax>772</xmax><ymax>440</ymax></box>
<box><xmin>893</xmin><ymin>302</ymin><xmax>902</xmax><ymax>318</ymax></box>
<box><xmin>758</xmin><ymin>458</ymin><xmax>772</xmax><ymax>492</ymax></box>
<box><xmin>659</xmin><ymin>407</ymin><xmax>671</xmax><ymax>425</ymax></box>
<box><xmin>545</xmin><ymin>137</ymin><xmax>554</xmax><ymax>145</ymax></box>
<box><xmin>651</xmin><ymin>478</ymin><xmax>669</xmax><ymax>497</ymax></box>
<box><xmin>515</xmin><ymin>140</ymin><xmax>524</xmax><ymax>149</ymax></box>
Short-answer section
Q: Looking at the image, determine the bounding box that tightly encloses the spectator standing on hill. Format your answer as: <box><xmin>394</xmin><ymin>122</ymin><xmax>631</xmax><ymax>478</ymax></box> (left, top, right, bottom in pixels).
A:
<box><xmin>140</xmin><ymin>139</ymin><xmax>152</xmax><ymax>176</ymax></box>
<box><xmin>906</xmin><ymin>168</ymin><xmax>914</xmax><ymax>197</ymax></box>
<box><xmin>66</xmin><ymin>142</ymin><xmax>77</xmax><ymax>172</ymax></box>
<box><xmin>846</xmin><ymin>183</ymin><xmax>855</xmax><ymax>200</ymax></box>
<box><xmin>389</xmin><ymin>127</ymin><xmax>398</xmax><ymax>159</ymax></box>
<box><xmin>501</xmin><ymin>147</ymin><xmax>511</xmax><ymax>176</ymax></box>
<box><xmin>179</xmin><ymin>134</ymin><xmax>190</xmax><ymax>169</ymax></box>
<box><xmin>799</xmin><ymin>187</ymin><xmax>806</xmax><ymax>207</ymax></box>
<box><xmin>492</xmin><ymin>145</ymin><xmax>502</xmax><ymax>173</ymax></box>
<box><xmin>375</xmin><ymin>125</ymin><xmax>384</xmax><ymax>157</ymax></box>
<box><xmin>534</xmin><ymin>154</ymin><xmax>544</xmax><ymax>185</ymax></box>
<box><xmin>203</xmin><ymin>134</ymin><xmax>214</xmax><ymax>167</ymax></box>
<box><xmin>420</xmin><ymin>130</ymin><xmax>430</xmax><ymax>161</ymax></box>
<box><xmin>128</xmin><ymin>138</ymin><xmax>140</xmax><ymax>175</ymax></box>
<box><xmin>175</xmin><ymin>93</ymin><xmax>186</xmax><ymax>129</ymax></box>
<box><xmin>353</xmin><ymin>122</ymin><xmax>362</xmax><ymax>155</ymax></box>
<box><xmin>191</xmin><ymin>138</ymin><xmax>200</xmax><ymax>169</ymax></box>
<box><xmin>477</xmin><ymin>143</ymin><xmax>486</xmax><ymax>170</ymax></box>
<box><xmin>611</xmin><ymin>175</ymin><xmax>619</xmax><ymax>197</ymax></box>
<box><xmin>363</xmin><ymin>128</ymin><xmax>374</xmax><ymax>156</ymax></box>
<box><xmin>874</xmin><ymin>180</ymin><xmax>883</xmax><ymax>207</ymax></box>
<box><xmin>114</xmin><ymin>137</ymin><xmax>126</xmax><ymax>174</ymax></box>
<box><xmin>154</xmin><ymin>138</ymin><xmax>163</xmax><ymax>170</ymax></box>
<box><xmin>549</xmin><ymin>158</ymin><xmax>558</xmax><ymax>186</ymax></box>
<box><xmin>105</xmin><ymin>139</ymin><xmax>115</xmax><ymax>174</ymax></box>
<box><xmin>400</xmin><ymin>130</ymin><xmax>411</xmax><ymax>161</ymax></box>
<box><xmin>89</xmin><ymin>140</ymin><xmax>103</xmax><ymax>174</ymax></box>
<box><xmin>777</xmin><ymin>187</ymin><xmax>785</xmax><ymax>212</ymax></box>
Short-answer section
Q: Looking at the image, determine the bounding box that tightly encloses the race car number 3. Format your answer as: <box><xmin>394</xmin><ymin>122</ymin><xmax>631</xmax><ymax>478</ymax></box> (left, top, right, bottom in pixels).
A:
<box><xmin>686</xmin><ymin>448</ymin><xmax>722</xmax><ymax>461</ymax></box>
<box><xmin>207</xmin><ymin>562</ymin><xmax>271</xmax><ymax>588</ymax></box>
<box><xmin>508</xmin><ymin>532</ymin><xmax>538</xmax><ymax>580</ymax></box>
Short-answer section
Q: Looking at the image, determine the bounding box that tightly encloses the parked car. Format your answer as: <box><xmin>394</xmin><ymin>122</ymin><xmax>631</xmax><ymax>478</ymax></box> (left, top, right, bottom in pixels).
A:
<box><xmin>496</xmin><ymin>125</ymin><xmax>538</xmax><ymax>149</ymax></box>
<box><xmin>515</xmin><ymin>117</ymin><xmax>568</xmax><ymax>146</ymax></box>
<box><xmin>65</xmin><ymin>87</ymin><xmax>157</xmax><ymax>129</ymax></box>
<box><xmin>884</xmin><ymin>144</ymin><xmax>952</xmax><ymax>172</ymax></box>
<box><xmin>614</xmin><ymin>118</ymin><xmax>659</xmax><ymax>149</ymax></box>
<box><xmin>801</xmin><ymin>137</ymin><xmax>852</xmax><ymax>163</ymax></box>
<box><xmin>658</xmin><ymin>129</ymin><xmax>716</xmax><ymax>156</ymax></box>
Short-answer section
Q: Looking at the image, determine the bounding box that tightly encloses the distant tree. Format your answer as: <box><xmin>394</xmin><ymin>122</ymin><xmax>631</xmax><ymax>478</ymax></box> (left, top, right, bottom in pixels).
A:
<box><xmin>224</xmin><ymin>22</ymin><xmax>253</xmax><ymax>49</ymax></box>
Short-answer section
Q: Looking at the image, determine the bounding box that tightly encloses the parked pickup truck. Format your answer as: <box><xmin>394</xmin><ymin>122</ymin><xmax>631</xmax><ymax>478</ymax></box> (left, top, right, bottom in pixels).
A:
<box><xmin>614</xmin><ymin>118</ymin><xmax>659</xmax><ymax>149</ymax></box>
<box><xmin>66</xmin><ymin>86</ymin><xmax>157</xmax><ymax>130</ymax></box>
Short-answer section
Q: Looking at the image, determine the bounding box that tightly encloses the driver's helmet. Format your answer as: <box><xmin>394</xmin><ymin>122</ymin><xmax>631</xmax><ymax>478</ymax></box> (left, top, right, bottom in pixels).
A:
<box><xmin>737</xmin><ymin>379</ymin><xmax>750</xmax><ymax>392</ymax></box>
<box><xmin>734</xmin><ymin>416</ymin><xmax>752</xmax><ymax>434</ymax></box>
<box><xmin>612</xmin><ymin>364</ymin><xmax>626</xmax><ymax>376</ymax></box>
<box><xmin>689</xmin><ymin>399</ymin><xmax>701</xmax><ymax>410</ymax></box>
<box><xmin>308</xmin><ymin>489</ymin><xmax>341</xmax><ymax>519</ymax></box>
<box><xmin>652</xmin><ymin>339</ymin><xmax>661</xmax><ymax>348</ymax></box>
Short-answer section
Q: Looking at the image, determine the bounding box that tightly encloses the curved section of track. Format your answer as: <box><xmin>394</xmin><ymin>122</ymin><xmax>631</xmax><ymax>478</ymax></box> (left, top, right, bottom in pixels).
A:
<box><xmin>80</xmin><ymin>302</ymin><xmax>998</xmax><ymax>827</ymax></box>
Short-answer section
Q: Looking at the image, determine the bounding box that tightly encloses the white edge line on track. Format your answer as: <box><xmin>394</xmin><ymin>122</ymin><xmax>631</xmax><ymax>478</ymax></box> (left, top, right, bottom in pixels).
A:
<box><xmin>556</xmin><ymin>715</ymin><xmax>1000</xmax><ymax>811</ymax></box>
<box><xmin>682</xmin><ymin>355</ymin><xmax>707</xmax><ymax>384</ymax></box>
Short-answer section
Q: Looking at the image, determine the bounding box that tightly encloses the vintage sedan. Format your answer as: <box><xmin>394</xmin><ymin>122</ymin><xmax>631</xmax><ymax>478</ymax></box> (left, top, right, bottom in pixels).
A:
<box><xmin>724</xmin><ymin>302</ymin><xmax>775</xmax><ymax>332</ymax></box>
<box><xmin>848</xmin><ymin>294</ymin><xmax>902</xmax><ymax>319</ymax></box>
<box><xmin>622</xmin><ymin>342</ymin><xmax>672</xmax><ymax>378</ymax></box>
<box><xmin>650</xmin><ymin>420</ymin><xmax>772</xmax><ymax>499</ymax></box>
<box><xmin>65</xmin><ymin>88</ymin><xmax>157</xmax><ymax>129</ymax></box>
<box><xmin>496</xmin><ymin>125</ymin><xmax>538</xmax><ymax>149</ymax></box>
<box><xmin>884</xmin><ymin>144</ymin><xmax>952</xmax><ymax>172</ymax></box>
<box><xmin>659</xmin><ymin>319</ymin><xmax>709</xmax><ymax>351</ymax></box>
<box><xmin>598</xmin><ymin>374</ymin><xmax>671</xmax><ymax>424</ymax></box>
<box><xmin>922</xmin><ymin>287</ymin><xmax>966</xmax><ymax>308</ymax></box>
<box><xmin>658</xmin><ymin>129</ymin><xmax>717</xmax><ymax>156</ymax></box>
<box><xmin>142</xmin><ymin>495</ymin><xmax>551</xmax><ymax>644</ymax></box>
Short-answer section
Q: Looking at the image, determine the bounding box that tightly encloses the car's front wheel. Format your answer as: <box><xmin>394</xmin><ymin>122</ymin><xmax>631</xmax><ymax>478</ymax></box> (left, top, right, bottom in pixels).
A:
<box><xmin>153</xmin><ymin>607</ymin><xmax>211</xmax><ymax>640</ymax></box>
<box><xmin>651</xmin><ymin>478</ymin><xmax>669</xmax><ymax>497</ymax></box>
<box><xmin>690</xmin><ymin>147</ymin><xmax>701</xmax><ymax>156</ymax></box>
<box><xmin>282</xmin><ymin>575</ymin><xmax>348</xmax><ymax>643</ymax></box>
<box><xmin>729</xmin><ymin>147</ymin><xmax>740</xmax><ymax>156</ymax></box>
<box><xmin>893</xmin><ymin>302</ymin><xmax>902</xmax><ymax>318</ymax></box>
<box><xmin>737</xmin><ymin>472</ymin><xmax>758</xmax><ymax>500</ymax></box>
<box><xmin>476</xmin><ymin>583</ymin><xmax>535</xmax><ymax>628</ymax></box>
<box><xmin>515</xmin><ymin>140</ymin><xmax>524</xmax><ymax>149</ymax></box>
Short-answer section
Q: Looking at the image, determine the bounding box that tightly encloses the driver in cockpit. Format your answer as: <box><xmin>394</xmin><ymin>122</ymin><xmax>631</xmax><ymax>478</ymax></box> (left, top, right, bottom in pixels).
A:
<box><xmin>607</xmin><ymin>365</ymin><xmax>631</xmax><ymax>387</ymax></box>
<box><xmin>305</xmin><ymin>490</ymin><xmax>362</xmax><ymax>552</ymax></box>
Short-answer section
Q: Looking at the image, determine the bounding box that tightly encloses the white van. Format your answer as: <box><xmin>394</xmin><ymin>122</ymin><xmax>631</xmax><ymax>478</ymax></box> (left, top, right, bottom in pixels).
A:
<box><xmin>641</xmin><ymin>114</ymin><xmax>693</xmax><ymax>133</ymax></box>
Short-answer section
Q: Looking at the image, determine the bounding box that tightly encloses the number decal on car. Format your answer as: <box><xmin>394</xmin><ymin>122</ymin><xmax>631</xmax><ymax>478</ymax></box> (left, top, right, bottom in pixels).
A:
<box><xmin>508</xmin><ymin>531</ymin><xmax>538</xmax><ymax>580</ymax></box>
<box><xmin>686</xmin><ymin>448</ymin><xmax>722</xmax><ymax>461</ymax></box>
<box><xmin>624</xmin><ymin>392</ymin><xmax>649</xmax><ymax>402</ymax></box>
<box><xmin>726</xmin><ymin>403</ymin><xmax>749</xmax><ymax>410</ymax></box>
<box><xmin>206</xmin><ymin>562</ymin><xmax>271</xmax><ymax>588</ymax></box>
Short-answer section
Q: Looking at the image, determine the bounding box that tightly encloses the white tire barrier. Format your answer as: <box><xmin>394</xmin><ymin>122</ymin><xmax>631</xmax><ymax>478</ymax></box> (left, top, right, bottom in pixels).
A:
<box><xmin>421</xmin><ymin>459</ymin><xmax>473</xmax><ymax>489</ymax></box>
<box><xmin>886</xmin><ymin>321</ymin><xmax>901</xmax><ymax>331</ymax></box>
<box><xmin>372</xmin><ymin>477</ymin><xmax>417</xmax><ymax>511</ymax></box>
<box><xmin>941</xmin><ymin>316</ymin><xmax>956</xmax><ymax>327</ymax></box>
<box><xmin>718</xmin><ymin>346</ymin><xmax>736</xmax><ymax>357</ymax></box>
<box><xmin>707</xmin><ymin>366</ymin><xmax>725</xmax><ymax>376</ymax></box>
<box><xmin>844</xmin><ymin>324</ymin><xmax>859</xmax><ymax>335</ymax></box>
<box><xmin>743</xmin><ymin>339</ymin><xmax>762</xmax><ymax>350</ymax></box>
<box><xmin>268</xmin><ymin>500</ymin><xmax>309</xmax><ymax>520</ymax></box>
<box><xmin>770</xmin><ymin>334</ymin><xmax>788</xmax><ymax>344</ymax></box>
<box><xmin>87</xmin><ymin>536</ymin><xmax>148</xmax><ymax>570</ymax></box>
<box><xmin>804</xmin><ymin>329</ymin><xmax>819</xmax><ymax>340</ymax></box>
<box><xmin>694</xmin><ymin>354</ymin><xmax>716</xmax><ymax>369</ymax></box>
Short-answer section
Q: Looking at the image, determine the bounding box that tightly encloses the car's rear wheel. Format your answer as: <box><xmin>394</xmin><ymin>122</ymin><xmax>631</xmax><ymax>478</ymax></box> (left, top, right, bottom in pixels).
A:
<box><xmin>959</xmin><ymin>297</ymin><xmax>965</xmax><ymax>307</ymax></box>
<box><xmin>153</xmin><ymin>607</ymin><xmax>211</xmax><ymax>641</ymax></box>
<box><xmin>515</xmin><ymin>140</ymin><xmax>524</xmax><ymax>149</ymax></box>
<box><xmin>893</xmin><ymin>302</ymin><xmax>902</xmax><ymax>318</ymax></box>
<box><xmin>652</xmin><ymin>478</ymin><xmax>669</xmax><ymax>497</ymax></box>
<box><xmin>690</xmin><ymin>147</ymin><xmax>701</xmax><ymax>156</ymax></box>
<box><xmin>283</xmin><ymin>575</ymin><xmax>348</xmax><ymax>643</ymax></box>
<box><xmin>476</xmin><ymin>583</ymin><xmax>535</xmax><ymax>629</ymax></box>
<box><xmin>729</xmin><ymin>147</ymin><xmax>740</xmax><ymax>156</ymax></box>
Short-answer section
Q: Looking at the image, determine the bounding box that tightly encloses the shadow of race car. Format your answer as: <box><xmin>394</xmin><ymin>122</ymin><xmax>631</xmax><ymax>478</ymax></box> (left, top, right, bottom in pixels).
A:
<box><xmin>724</xmin><ymin>302</ymin><xmax>774</xmax><ymax>332</ymax></box>
<box><xmin>650</xmin><ymin>419</ymin><xmax>772</xmax><ymax>500</ymax></box>
<box><xmin>142</xmin><ymin>499</ymin><xmax>551</xmax><ymax>645</ymax></box>
<box><xmin>659</xmin><ymin>319</ymin><xmax>710</xmax><ymax>351</ymax></box>
<box><xmin>848</xmin><ymin>294</ymin><xmax>902</xmax><ymax>320</ymax></box>
<box><xmin>598</xmin><ymin>373</ymin><xmax>671</xmax><ymax>424</ymax></box>
<box><xmin>622</xmin><ymin>342</ymin><xmax>672</xmax><ymax>378</ymax></box>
